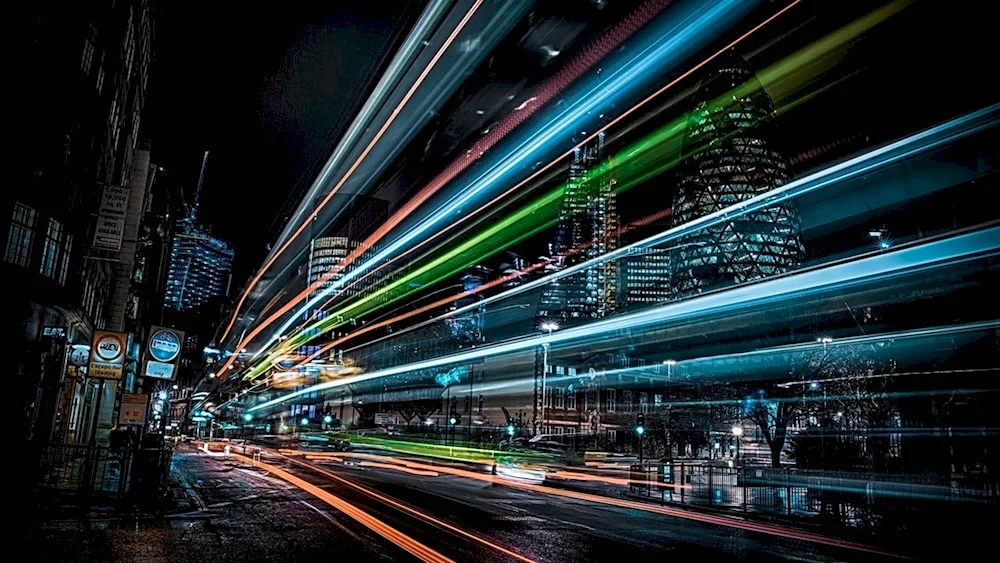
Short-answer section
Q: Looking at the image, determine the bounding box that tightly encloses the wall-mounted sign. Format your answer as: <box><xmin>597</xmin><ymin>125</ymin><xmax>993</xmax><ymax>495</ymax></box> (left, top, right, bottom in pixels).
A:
<box><xmin>88</xmin><ymin>330</ymin><xmax>127</xmax><ymax>380</ymax></box>
<box><xmin>144</xmin><ymin>326</ymin><xmax>184</xmax><ymax>380</ymax></box>
<box><xmin>69</xmin><ymin>345</ymin><xmax>90</xmax><ymax>366</ymax></box>
<box><xmin>119</xmin><ymin>393</ymin><xmax>149</xmax><ymax>426</ymax></box>
<box><xmin>93</xmin><ymin>185</ymin><xmax>130</xmax><ymax>250</ymax></box>
<box><xmin>43</xmin><ymin>326</ymin><xmax>66</xmax><ymax>337</ymax></box>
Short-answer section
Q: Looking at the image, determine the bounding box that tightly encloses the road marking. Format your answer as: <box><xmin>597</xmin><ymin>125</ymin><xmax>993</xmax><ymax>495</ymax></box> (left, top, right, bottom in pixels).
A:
<box><xmin>227</xmin><ymin>452</ymin><xmax>453</xmax><ymax>563</ymax></box>
<box><xmin>298</xmin><ymin>500</ymin><xmax>367</xmax><ymax>545</ymax></box>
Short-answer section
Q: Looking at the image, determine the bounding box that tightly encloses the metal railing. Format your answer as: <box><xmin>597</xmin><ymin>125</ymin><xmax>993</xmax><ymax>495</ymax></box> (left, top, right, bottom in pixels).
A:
<box><xmin>629</xmin><ymin>461</ymin><xmax>997</xmax><ymax>527</ymax></box>
<box><xmin>35</xmin><ymin>443</ymin><xmax>173</xmax><ymax>500</ymax></box>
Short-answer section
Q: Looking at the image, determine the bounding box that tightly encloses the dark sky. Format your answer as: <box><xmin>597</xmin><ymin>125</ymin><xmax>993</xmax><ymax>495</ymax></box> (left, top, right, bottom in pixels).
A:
<box><xmin>145</xmin><ymin>1</ymin><xmax>417</xmax><ymax>286</ymax></box>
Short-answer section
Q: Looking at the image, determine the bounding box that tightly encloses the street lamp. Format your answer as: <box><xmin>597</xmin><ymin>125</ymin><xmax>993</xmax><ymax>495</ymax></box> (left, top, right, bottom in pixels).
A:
<box><xmin>538</xmin><ymin>322</ymin><xmax>559</xmax><ymax>435</ymax></box>
<box><xmin>732</xmin><ymin>425</ymin><xmax>743</xmax><ymax>462</ymax></box>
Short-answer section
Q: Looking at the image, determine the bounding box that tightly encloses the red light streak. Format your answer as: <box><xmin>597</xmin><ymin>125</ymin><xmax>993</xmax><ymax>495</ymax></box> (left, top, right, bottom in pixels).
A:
<box><xmin>224</xmin><ymin>1</ymin><xmax>803</xmax><ymax>379</ymax></box>
<box><xmin>216</xmin><ymin>1</ymin><xmax>484</xmax><ymax>348</ymax></box>
<box><xmin>268</xmin><ymin>2</ymin><xmax>804</xmax><ymax>359</ymax></box>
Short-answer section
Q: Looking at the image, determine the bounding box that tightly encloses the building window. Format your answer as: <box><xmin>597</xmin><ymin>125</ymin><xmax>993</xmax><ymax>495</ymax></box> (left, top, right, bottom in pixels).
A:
<box><xmin>654</xmin><ymin>393</ymin><xmax>663</xmax><ymax>408</ymax></box>
<box><xmin>606</xmin><ymin>389</ymin><xmax>616</xmax><ymax>412</ymax></box>
<box><xmin>622</xmin><ymin>390</ymin><xmax>633</xmax><ymax>413</ymax></box>
<box><xmin>566</xmin><ymin>389</ymin><xmax>576</xmax><ymax>411</ymax></box>
<box><xmin>554</xmin><ymin>388</ymin><xmax>564</xmax><ymax>409</ymax></box>
<box><xmin>81</xmin><ymin>24</ymin><xmax>97</xmax><ymax>74</ymax></box>
<box><xmin>95</xmin><ymin>52</ymin><xmax>105</xmax><ymax>93</ymax></box>
<box><xmin>40</xmin><ymin>218</ymin><xmax>63</xmax><ymax>278</ymax></box>
<box><xmin>58</xmin><ymin>234</ymin><xmax>73</xmax><ymax>286</ymax></box>
<box><xmin>5</xmin><ymin>202</ymin><xmax>36</xmax><ymax>267</ymax></box>
<box><xmin>639</xmin><ymin>392</ymin><xmax>649</xmax><ymax>413</ymax></box>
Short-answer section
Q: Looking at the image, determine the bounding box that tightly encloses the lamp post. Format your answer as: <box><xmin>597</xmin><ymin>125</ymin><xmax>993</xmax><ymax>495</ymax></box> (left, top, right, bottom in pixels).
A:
<box><xmin>663</xmin><ymin>360</ymin><xmax>676</xmax><ymax>459</ymax></box>
<box><xmin>539</xmin><ymin>322</ymin><xmax>559</xmax><ymax>435</ymax></box>
<box><xmin>732</xmin><ymin>425</ymin><xmax>743</xmax><ymax>463</ymax></box>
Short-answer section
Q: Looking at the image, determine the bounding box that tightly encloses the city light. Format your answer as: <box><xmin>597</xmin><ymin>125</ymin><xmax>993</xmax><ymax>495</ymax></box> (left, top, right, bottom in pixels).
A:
<box><xmin>540</xmin><ymin>322</ymin><xmax>559</xmax><ymax>332</ymax></box>
<box><xmin>157</xmin><ymin>390</ymin><xmax>168</xmax><ymax>400</ymax></box>
<box><xmin>506</xmin><ymin>424</ymin><xmax>516</xmax><ymax>436</ymax></box>
<box><xmin>731</xmin><ymin>426</ymin><xmax>743</xmax><ymax>437</ymax></box>
<box><xmin>323</xmin><ymin>414</ymin><xmax>334</xmax><ymax>424</ymax></box>
<box><xmin>243</xmin><ymin>413</ymin><xmax>252</xmax><ymax>422</ymax></box>
<box><xmin>300</xmin><ymin>418</ymin><xmax>309</xmax><ymax>426</ymax></box>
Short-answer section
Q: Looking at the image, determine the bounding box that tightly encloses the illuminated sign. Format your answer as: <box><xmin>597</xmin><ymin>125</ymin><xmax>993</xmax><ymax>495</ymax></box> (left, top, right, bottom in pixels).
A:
<box><xmin>69</xmin><ymin>345</ymin><xmax>90</xmax><ymax>367</ymax></box>
<box><xmin>88</xmin><ymin>331</ymin><xmax>127</xmax><ymax>380</ymax></box>
<box><xmin>144</xmin><ymin>326</ymin><xmax>184</xmax><ymax>380</ymax></box>
<box><xmin>148</xmin><ymin>329</ymin><xmax>181</xmax><ymax>362</ymax></box>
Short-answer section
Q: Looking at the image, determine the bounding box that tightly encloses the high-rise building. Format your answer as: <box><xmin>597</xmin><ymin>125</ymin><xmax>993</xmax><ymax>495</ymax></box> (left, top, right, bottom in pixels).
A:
<box><xmin>537</xmin><ymin>132</ymin><xmax>620</xmax><ymax>323</ymax></box>
<box><xmin>669</xmin><ymin>52</ymin><xmax>803</xmax><ymax>298</ymax></box>
<box><xmin>308</xmin><ymin>236</ymin><xmax>356</xmax><ymax>292</ymax></box>
<box><xmin>163</xmin><ymin>222</ymin><xmax>234</xmax><ymax>311</ymax></box>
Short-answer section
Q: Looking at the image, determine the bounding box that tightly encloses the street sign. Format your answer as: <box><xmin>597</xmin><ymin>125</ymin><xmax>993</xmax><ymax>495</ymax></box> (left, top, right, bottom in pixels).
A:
<box><xmin>93</xmin><ymin>185</ymin><xmax>130</xmax><ymax>250</ymax></box>
<box><xmin>119</xmin><ymin>393</ymin><xmax>149</xmax><ymax>426</ymax></box>
<box><xmin>88</xmin><ymin>331</ymin><xmax>128</xmax><ymax>380</ymax></box>
<box><xmin>69</xmin><ymin>345</ymin><xmax>90</xmax><ymax>366</ymax></box>
<box><xmin>144</xmin><ymin>326</ymin><xmax>184</xmax><ymax>380</ymax></box>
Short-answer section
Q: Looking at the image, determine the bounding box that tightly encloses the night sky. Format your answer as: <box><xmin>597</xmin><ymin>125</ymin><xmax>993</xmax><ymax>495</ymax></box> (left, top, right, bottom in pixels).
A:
<box><xmin>144</xmin><ymin>0</ymin><xmax>993</xmax><ymax>293</ymax></box>
<box><xmin>144</xmin><ymin>1</ymin><xmax>417</xmax><ymax>286</ymax></box>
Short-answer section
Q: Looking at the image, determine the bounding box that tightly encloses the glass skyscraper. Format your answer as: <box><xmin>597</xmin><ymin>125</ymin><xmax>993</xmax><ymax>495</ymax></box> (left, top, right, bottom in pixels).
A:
<box><xmin>537</xmin><ymin>132</ymin><xmax>620</xmax><ymax>323</ymax></box>
<box><xmin>163</xmin><ymin>222</ymin><xmax>234</xmax><ymax>311</ymax></box>
<box><xmin>669</xmin><ymin>52</ymin><xmax>803</xmax><ymax>298</ymax></box>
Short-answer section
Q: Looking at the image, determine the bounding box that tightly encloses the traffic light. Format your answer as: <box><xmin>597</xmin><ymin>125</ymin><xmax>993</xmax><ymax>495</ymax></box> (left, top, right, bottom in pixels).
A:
<box><xmin>449</xmin><ymin>416</ymin><xmax>458</xmax><ymax>426</ymax></box>
<box><xmin>636</xmin><ymin>413</ymin><xmax>645</xmax><ymax>435</ymax></box>
<box><xmin>506</xmin><ymin>424</ymin><xmax>515</xmax><ymax>436</ymax></box>
<box><xmin>300</xmin><ymin>417</ymin><xmax>309</xmax><ymax>426</ymax></box>
<box><xmin>323</xmin><ymin>414</ymin><xmax>334</xmax><ymax>424</ymax></box>
<box><xmin>243</xmin><ymin>413</ymin><xmax>253</xmax><ymax>422</ymax></box>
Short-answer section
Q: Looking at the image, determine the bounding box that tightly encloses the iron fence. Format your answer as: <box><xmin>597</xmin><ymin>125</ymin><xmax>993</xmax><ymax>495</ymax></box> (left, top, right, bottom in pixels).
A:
<box><xmin>35</xmin><ymin>443</ymin><xmax>173</xmax><ymax>500</ymax></box>
<box><xmin>629</xmin><ymin>461</ymin><xmax>997</xmax><ymax>527</ymax></box>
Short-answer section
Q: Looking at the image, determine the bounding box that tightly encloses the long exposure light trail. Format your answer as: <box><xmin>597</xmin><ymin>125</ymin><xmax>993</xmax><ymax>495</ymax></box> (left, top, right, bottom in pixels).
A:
<box><xmin>227</xmin><ymin>452</ymin><xmax>454</xmax><ymax>563</ymax></box>
<box><xmin>258</xmin><ymin>0</ymin><xmax>763</xmax><ymax>352</ymax></box>
<box><xmin>217</xmin><ymin>0</ymin><xmax>455</xmax><ymax>344</ymax></box>
<box><xmin>275</xmin><ymin>455</ymin><xmax>538</xmax><ymax>563</ymax></box>
<box><xmin>294</xmin><ymin>0</ymin><xmax>676</xmax><ymax>313</ymax></box>
<box><xmin>341</xmin><ymin>321</ymin><xmax>997</xmax><ymax>402</ymax></box>
<box><xmin>248</xmin><ymin>224</ymin><xmax>999</xmax><ymax>412</ymax></box>
<box><xmin>278</xmin><ymin>452</ymin><xmax>893</xmax><ymax>556</ymax></box>
<box><xmin>212</xmin><ymin>1</ymin><xmax>485</xmax><ymax>373</ymax></box>
<box><xmin>226</xmin><ymin>1</ymin><xmax>806</xmax><ymax>375</ymax></box>
<box><xmin>288</xmin><ymin>206</ymin><xmax>675</xmax><ymax>372</ymax></box>
<box><xmin>269</xmin><ymin>0</ymin><xmax>897</xmax><ymax>358</ymax></box>
<box><xmin>379</xmin><ymin>104</ymin><xmax>999</xmax><ymax>337</ymax></box>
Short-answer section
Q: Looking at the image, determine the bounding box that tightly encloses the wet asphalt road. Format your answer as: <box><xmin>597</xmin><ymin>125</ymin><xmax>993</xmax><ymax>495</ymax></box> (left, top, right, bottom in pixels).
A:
<box><xmin>236</xmin><ymin>448</ymin><xmax>898</xmax><ymax>562</ymax></box>
<box><xmin>30</xmin><ymin>447</ymin><xmax>900</xmax><ymax>561</ymax></box>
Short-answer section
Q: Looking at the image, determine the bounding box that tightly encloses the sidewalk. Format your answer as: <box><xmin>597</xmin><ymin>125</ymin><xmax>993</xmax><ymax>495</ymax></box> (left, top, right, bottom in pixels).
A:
<box><xmin>26</xmin><ymin>446</ymin><xmax>394</xmax><ymax>562</ymax></box>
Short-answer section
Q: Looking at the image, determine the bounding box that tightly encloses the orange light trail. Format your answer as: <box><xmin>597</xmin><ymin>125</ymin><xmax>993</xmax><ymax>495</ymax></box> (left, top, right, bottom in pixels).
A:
<box><xmin>216</xmin><ymin>0</ymin><xmax>484</xmax><ymax>349</ymax></box>
<box><xmin>286</xmin><ymin>259</ymin><xmax>552</xmax><ymax>371</ymax></box>
<box><xmin>245</xmin><ymin>1</ymin><xmax>805</xmax><ymax>368</ymax></box>
<box><xmin>280</xmin><ymin>453</ymin><xmax>538</xmax><ymax>563</ymax></box>
<box><xmin>290</xmin><ymin>450</ymin><xmax>895</xmax><ymax>557</ymax></box>
<box><xmin>228</xmin><ymin>452</ymin><xmax>453</xmax><ymax>563</ymax></box>
<box><xmin>224</xmin><ymin>1</ymin><xmax>803</xmax><ymax>383</ymax></box>
<box><xmin>287</xmin><ymin>204</ymin><xmax>673</xmax><ymax>371</ymax></box>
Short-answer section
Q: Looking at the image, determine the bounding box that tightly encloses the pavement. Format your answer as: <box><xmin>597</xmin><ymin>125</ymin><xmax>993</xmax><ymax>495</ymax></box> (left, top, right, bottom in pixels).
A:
<box><xmin>27</xmin><ymin>444</ymin><xmax>908</xmax><ymax>562</ymax></box>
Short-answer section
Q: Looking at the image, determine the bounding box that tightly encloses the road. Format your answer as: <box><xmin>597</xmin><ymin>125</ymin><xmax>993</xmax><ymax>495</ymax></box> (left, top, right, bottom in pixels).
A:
<box><xmin>166</xmin><ymin>444</ymin><xmax>900</xmax><ymax>562</ymax></box>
